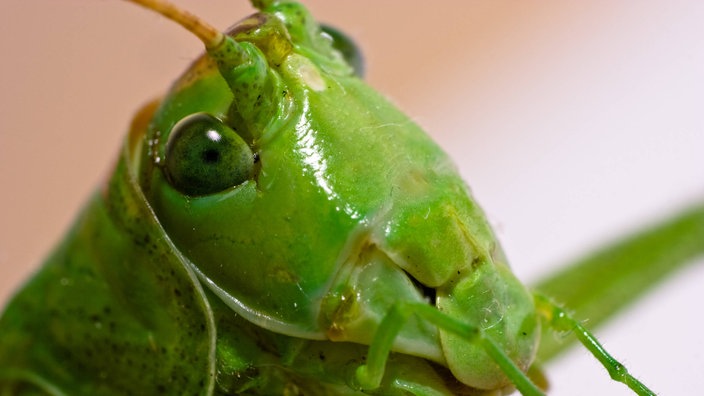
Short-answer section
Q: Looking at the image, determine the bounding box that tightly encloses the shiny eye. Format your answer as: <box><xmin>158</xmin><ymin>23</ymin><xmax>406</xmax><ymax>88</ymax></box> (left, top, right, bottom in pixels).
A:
<box><xmin>164</xmin><ymin>113</ymin><xmax>254</xmax><ymax>196</ymax></box>
<box><xmin>321</xmin><ymin>24</ymin><xmax>365</xmax><ymax>78</ymax></box>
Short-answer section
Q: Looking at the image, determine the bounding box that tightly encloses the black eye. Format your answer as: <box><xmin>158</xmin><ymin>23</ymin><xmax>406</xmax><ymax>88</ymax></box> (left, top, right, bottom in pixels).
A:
<box><xmin>164</xmin><ymin>113</ymin><xmax>254</xmax><ymax>196</ymax></box>
<box><xmin>321</xmin><ymin>24</ymin><xmax>365</xmax><ymax>78</ymax></box>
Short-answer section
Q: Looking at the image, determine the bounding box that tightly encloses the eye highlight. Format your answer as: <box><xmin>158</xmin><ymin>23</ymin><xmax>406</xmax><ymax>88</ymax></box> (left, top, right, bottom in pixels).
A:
<box><xmin>164</xmin><ymin>112</ymin><xmax>254</xmax><ymax>196</ymax></box>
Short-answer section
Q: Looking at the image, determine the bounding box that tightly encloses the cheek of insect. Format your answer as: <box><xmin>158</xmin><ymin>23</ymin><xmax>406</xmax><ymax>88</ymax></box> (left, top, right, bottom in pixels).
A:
<box><xmin>437</xmin><ymin>261</ymin><xmax>540</xmax><ymax>390</ymax></box>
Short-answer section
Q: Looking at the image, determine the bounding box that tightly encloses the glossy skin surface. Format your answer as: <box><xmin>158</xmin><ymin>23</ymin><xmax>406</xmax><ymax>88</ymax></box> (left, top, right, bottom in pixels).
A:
<box><xmin>1</xmin><ymin>0</ymin><xmax>704</xmax><ymax>396</ymax></box>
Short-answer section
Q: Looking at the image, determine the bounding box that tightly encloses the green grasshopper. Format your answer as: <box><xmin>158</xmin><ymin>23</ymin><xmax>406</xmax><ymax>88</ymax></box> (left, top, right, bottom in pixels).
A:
<box><xmin>1</xmin><ymin>1</ymin><xmax>703</xmax><ymax>395</ymax></box>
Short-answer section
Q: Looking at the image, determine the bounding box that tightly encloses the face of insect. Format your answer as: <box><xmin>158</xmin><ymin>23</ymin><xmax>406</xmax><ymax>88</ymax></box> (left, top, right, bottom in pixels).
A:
<box><xmin>134</xmin><ymin>2</ymin><xmax>538</xmax><ymax>391</ymax></box>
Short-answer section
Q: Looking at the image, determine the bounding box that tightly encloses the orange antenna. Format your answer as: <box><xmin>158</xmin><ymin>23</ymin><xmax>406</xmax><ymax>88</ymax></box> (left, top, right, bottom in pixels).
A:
<box><xmin>126</xmin><ymin>0</ymin><xmax>224</xmax><ymax>50</ymax></box>
<box><xmin>125</xmin><ymin>0</ymin><xmax>255</xmax><ymax>78</ymax></box>
<box><xmin>125</xmin><ymin>0</ymin><xmax>278</xmax><ymax>138</ymax></box>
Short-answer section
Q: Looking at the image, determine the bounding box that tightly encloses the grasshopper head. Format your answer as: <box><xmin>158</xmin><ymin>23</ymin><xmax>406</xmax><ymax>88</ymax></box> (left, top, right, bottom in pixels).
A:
<box><xmin>129</xmin><ymin>0</ymin><xmax>539</xmax><ymax>391</ymax></box>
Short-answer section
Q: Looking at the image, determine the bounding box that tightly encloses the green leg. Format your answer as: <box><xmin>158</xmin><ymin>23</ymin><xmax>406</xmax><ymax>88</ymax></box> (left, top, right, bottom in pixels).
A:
<box><xmin>353</xmin><ymin>301</ymin><xmax>544</xmax><ymax>396</ymax></box>
<box><xmin>534</xmin><ymin>293</ymin><xmax>655</xmax><ymax>396</ymax></box>
<box><xmin>534</xmin><ymin>203</ymin><xmax>704</xmax><ymax>361</ymax></box>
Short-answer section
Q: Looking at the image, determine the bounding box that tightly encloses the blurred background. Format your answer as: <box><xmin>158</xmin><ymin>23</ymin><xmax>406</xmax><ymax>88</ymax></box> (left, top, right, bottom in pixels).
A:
<box><xmin>1</xmin><ymin>1</ymin><xmax>702</xmax><ymax>394</ymax></box>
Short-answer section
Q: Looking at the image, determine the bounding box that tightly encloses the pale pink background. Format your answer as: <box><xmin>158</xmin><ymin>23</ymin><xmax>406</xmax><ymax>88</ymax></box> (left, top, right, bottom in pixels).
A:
<box><xmin>1</xmin><ymin>1</ymin><xmax>703</xmax><ymax>394</ymax></box>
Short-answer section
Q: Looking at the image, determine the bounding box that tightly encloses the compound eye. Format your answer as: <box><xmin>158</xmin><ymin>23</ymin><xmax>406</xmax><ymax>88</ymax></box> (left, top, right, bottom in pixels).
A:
<box><xmin>321</xmin><ymin>24</ymin><xmax>365</xmax><ymax>78</ymax></box>
<box><xmin>164</xmin><ymin>113</ymin><xmax>254</xmax><ymax>196</ymax></box>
